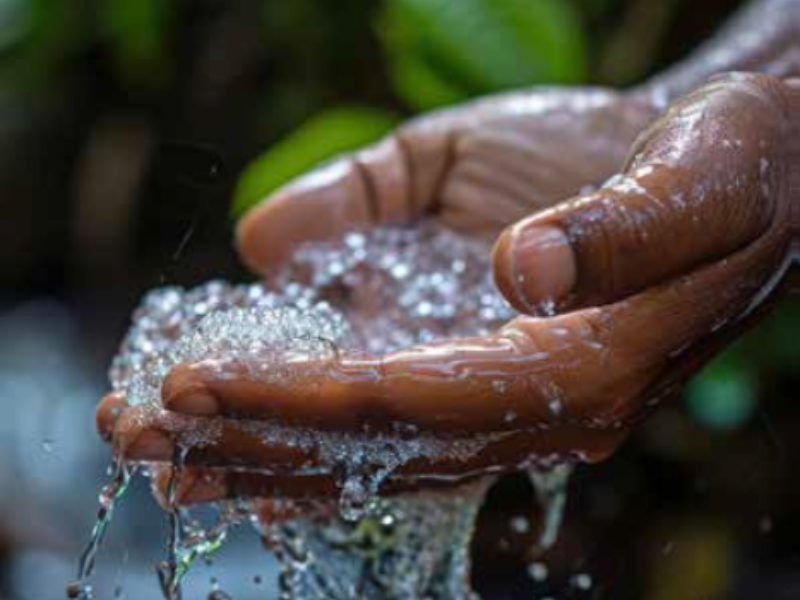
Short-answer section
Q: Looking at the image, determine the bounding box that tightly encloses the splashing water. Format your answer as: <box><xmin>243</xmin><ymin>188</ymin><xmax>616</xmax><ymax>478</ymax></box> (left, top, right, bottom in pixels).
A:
<box><xmin>82</xmin><ymin>222</ymin><xmax>579</xmax><ymax>599</ymax></box>
<box><xmin>157</xmin><ymin>449</ymin><xmax>245</xmax><ymax>600</ymax></box>
<box><xmin>527</xmin><ymin>464</ymin><xmax>573</xmax><ymax>551</ymax></box>
<box><xmin>261</xmin><ymin>480</ymin><xmax>491</xmax><ymax>600</ymax></box>
<box><xmin>110</xmin><ymin>223</ymin><xmax>516</xmax><ymax>408</ymax></box>
<box><xmin>68</xmin><ymin>459</ymin><xmax>136</xmax><ymax>599</ymax></box>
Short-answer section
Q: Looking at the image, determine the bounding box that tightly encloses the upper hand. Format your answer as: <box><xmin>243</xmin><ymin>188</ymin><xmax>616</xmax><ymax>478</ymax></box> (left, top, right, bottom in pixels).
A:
<box><xmin>97</xmin><ymin>73</ymin><xmax>795</xmax><ymax>506</ymax></box>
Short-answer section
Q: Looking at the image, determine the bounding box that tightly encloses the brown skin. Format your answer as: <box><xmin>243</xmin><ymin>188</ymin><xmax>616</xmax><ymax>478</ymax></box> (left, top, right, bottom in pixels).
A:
<box><xmin>96</xmin><ymin>71</ymin><xmax>800</xmax><ymax>508</ymax></box>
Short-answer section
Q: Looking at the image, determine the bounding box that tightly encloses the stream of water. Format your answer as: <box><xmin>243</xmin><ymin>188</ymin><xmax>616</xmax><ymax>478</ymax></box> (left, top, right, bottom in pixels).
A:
<box><xmin>74</xmin><ymin>222</ymin><xmax>577</xmax><ymax>599</ymax></box>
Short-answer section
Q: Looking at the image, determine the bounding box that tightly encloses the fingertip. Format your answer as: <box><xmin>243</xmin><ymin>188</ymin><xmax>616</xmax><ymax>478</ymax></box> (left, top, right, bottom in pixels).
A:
<box><xmin>162</xmin><ymin>363</ymin><xmax>220</xmax><ymax>417</ymax></box>
<box><xmin>234</xmin><ymin>159</ymin><xmax>373</xmax><ymax>276</ymax></box>
<box><xmin>494</xmin><ymin>220</ymin><xmax>576</xmax><ymax>314</ymax></box>
<box><xmin>96</xmin><ymin>393</ymin><xmax>128</xmax><ymax>442</ymax></box>
<box><xmin>126</xmin><ymin>429</ymin><xmax>174</xmax><ymax>461</ymax></box>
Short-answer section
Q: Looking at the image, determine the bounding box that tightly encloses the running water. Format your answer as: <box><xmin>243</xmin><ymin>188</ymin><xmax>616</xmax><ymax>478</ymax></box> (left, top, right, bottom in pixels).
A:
<box><xmin>260</xmin><ymin>479</ymin><xmax>492</xmax><ymax>600</ymax></box>
<box><xmin>67</xmin><ymin>459</ymin><xmax>136</xmax><ymax>599</ymax></box>
<box><xmin>78</xmin><ymin>222</ymin><xmax>578</xmax><ymax>599</ymax></box>
<box><xmin>157</xmin><ymin>448</ymin><xmax>246</xmax><ymax>600</ymax></box>
<box><xmin>527</xmin><ymin>465</ymin><xmax>573</xmax><ymax>551</ymax></box>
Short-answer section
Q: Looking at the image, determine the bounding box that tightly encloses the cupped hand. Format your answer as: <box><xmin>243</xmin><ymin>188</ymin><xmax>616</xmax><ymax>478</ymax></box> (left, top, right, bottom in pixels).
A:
<box><xmin>98</xmin><ymin>73</ymin><xmax>796</xmax><ymax>507</ymax></box>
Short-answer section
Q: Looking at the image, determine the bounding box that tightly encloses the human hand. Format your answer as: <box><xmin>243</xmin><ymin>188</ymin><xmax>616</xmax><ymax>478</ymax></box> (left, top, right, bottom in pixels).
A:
<box><xmin>98</xmin><ymin>73</ymin><xmax>795</xmax><ymax>506</ymax></box>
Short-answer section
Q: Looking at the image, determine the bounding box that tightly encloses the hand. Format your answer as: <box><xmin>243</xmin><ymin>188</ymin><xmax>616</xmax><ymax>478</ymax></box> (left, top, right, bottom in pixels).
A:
<box><xmin>98</xmin><ymin>73</ymin><xmax>795</xmax><ymax>507</ymax></box>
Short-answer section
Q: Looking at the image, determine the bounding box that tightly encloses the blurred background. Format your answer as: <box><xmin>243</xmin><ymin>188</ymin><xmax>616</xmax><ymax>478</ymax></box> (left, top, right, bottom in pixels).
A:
<box><xmin>3</xmin><ymin>0</ymin><xmax>800</xmax><ymax>599</ymax></box>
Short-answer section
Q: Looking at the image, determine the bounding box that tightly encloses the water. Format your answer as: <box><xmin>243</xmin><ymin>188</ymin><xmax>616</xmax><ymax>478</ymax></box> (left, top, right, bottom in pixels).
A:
<box><xmin>109</xmin><ymin>223</ymin><xmax>516</xmax><ymax>408</ymax></box>
<box><xmin>527</xmin><ymin>464</ymin><xmax>573</xmax><ymax>551</ymax></box>
<box><xmin>68</xmin><ymin>459</ymin><xmax>136</xmax><ymax>599</ymax></box>
<box><xmin>83</xmin><ymin>222</ymin><xmax>578</xmax><ymax>599</ymax></box>
<box><xmin>260</xmin><ymin>480</ymin><xmax>491</xmax><ymax>600</ymax></box>
<box><xmin>158</xmin><ymin>448</ymin><xmax>245</xmax><ymax>600</ymax></box>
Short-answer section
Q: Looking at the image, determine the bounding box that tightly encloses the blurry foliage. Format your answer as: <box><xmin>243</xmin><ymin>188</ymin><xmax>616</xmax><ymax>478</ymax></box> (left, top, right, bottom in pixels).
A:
<box><xmin>378</xmin><ymin>0</ymin><xmax>587</xmax><ymax>110</ymax></box>
<box><xmin>232</xmin><ymin>0</ymin><xmax>598</xmax><ymax>218</ymax></box>
<box><xmin>232</xmin><ymin>107</ymin><xmax>399</xmax><ymax>218</ymax></box>
<box><xmin>97</xmin><ymin>0</ymin><xmax>174</xmax><ymax>86</ymax></box>
<box><xmin>0</xmin><ymin>0</ymin><xmax>175</xmax><ymax>89</ymax></box>
<box><xmin>686</xmin><ymin>302</ymin><xmax>800</xmax><ymax>432</ymax></box>
<box><xmin>686</xmin><ymin>344</ymin><xmax>758</xmax><ymax>432</ymax></box>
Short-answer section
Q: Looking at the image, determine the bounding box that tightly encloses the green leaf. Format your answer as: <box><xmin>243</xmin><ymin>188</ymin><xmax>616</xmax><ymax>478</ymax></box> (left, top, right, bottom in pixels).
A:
<box><xmin>232</xmin><ymin>107</ymin><xmax>400</xmax><ymax>219</ymax></box>
<box><xmin>379</xmin><ymin>0</ymin><xmax>587</xmax><ymax>108</ymax></box>
<box><xmin>383</xmin><ymin>39</ymin><xmax>473</xmax><ymax>111</ymax></box>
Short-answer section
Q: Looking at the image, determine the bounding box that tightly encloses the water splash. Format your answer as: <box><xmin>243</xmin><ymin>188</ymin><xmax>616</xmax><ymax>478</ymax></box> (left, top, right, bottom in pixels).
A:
<box><xmin>67</xmin><ymin>459</ymin><xmax>136</xmax><ymax>599</ymax></box>
<box><xmin>157</xmin><ymin>449</ymin><xmax>243</xmax><ymax>600</ymax></box>
<box><xmin>262</xmin><ymin>480</ymin><xmax>491</xmax><ymax>600</ymax></box>
<box><xmin>110</xmin><ymin>223</ymin><xmax>517</xmax><ymax>410</ymax></box>
<box><xmin>89</xmin><ymin>223</ymin><xmax>582</xmax><ymax>598</ymax></box>
<box><xmin>527</xmin><ymin>464</ymin><xmax>573</xmax><ymax>551</ymax></box>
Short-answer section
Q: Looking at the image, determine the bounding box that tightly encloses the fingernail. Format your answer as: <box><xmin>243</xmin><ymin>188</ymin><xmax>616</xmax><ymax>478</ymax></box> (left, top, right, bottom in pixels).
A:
<box><xmin>126</xmin><ymin>430</ymin><xmax>173</xmax><ymax>461</ymax></box>
<box><xmin>496</xmin><ymin>222</ymin><xmax>576</xmax><ymax>313</ymax></box>
<box><xmin>166</xmin><ymin>390</ymin><xmax>220</xmax><ymax>417</ymax></box>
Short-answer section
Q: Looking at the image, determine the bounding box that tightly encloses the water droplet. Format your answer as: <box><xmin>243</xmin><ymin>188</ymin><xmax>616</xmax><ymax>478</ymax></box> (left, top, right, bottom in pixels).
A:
<box><xmin>527</xmin><ymin>561</ymin><xmax>549</xmax><ymax>582</ymax></box>
<box><xmin>510</xmin><ymin>516</ymin><xmax>530</xmax><ymax>534</ymax></box>
<box><xmin>528</xmin><ymin>464</ymin><xmax>572</xmax><ymax>550</ymax></box>
<box><xmin>571</xmin><ymin>572</ymin><xmax>593</xmax><ymax>591</ymax></box>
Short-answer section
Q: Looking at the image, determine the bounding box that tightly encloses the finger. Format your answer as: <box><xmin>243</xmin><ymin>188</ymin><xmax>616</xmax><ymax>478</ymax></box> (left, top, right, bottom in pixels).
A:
<box><xmin>149</xmin><ymin>466</ymin><xmax>491</xmax><ymax>506</ymax></box>
<box><xmin>493</xmin><ymin>72</ymin><xmax>787</xmax><ymax>313</ymax></box>
<box><xmin>237</xmin><ymin>89</ymin><xmax>652</xmax><ymax>276</ymax></box>
<box><xmin>164</xmin><ymin>218</ymin><xmax>784</xmax><ymax>440</ymax></box>
<box><xmin>96</xmin><ymin>393</ymin><xmax>129</xmax><ymax>442</ymax></box>
<box><xmin>236</xmin><ymin>131</ymin><xmax>447</xmax><ymax>276</ymax></box>
<box><xmin>151</xmin><ymin>468</ymin><xmax>337</xmax><ymax>506</ymax></box>
<box><xmin>114</xmin><ymin>404</ymin><xmax>626</xmax><ymax>477</ymax></box>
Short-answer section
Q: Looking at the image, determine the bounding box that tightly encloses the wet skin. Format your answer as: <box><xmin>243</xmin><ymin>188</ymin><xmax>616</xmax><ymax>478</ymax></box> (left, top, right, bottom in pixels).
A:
<box><xmin>97</xmin><ymin>0</ymin><xmax>800</xmax><ymax>507</ymax></box>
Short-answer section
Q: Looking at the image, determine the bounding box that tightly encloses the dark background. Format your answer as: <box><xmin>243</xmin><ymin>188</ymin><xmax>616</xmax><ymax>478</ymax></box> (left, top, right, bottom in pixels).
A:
<box><xmin>3</xmin><ymin>1</ymin><xmax>800</xmax><ymax>599</ymax></box>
